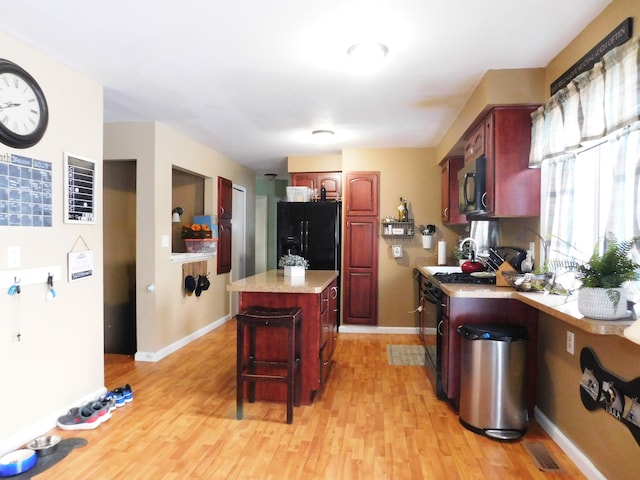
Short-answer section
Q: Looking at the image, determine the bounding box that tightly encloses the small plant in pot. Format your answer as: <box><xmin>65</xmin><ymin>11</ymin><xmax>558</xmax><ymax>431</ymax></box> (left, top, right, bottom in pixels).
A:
<box><xmin>574</xmin><ymin>234</ymin><xmax>640</xmax><ymax>320</ymax></box>
<box><xmin>278</xmin><ymin>254</ymin><xmax>309</xmax><ymax>277</ymax></box>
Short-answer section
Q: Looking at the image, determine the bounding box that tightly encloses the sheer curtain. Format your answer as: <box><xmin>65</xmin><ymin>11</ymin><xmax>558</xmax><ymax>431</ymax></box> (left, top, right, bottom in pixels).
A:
<box><xmin>605</xmin><ymin>125</ymin><xmax>640</xmax><ymax>250</ymax></box>
<box><xmin>530</xmin><ymin>35</ymin><xmax>640</xmax><ymax>166</ymax></box>
<box><xmin>530</xmin><ymin>35</ymin><xmax>640</xmax><ymax>263</ymax></box>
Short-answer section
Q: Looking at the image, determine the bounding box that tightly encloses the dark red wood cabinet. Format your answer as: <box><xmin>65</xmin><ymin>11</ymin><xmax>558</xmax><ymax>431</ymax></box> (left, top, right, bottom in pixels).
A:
<box><xmin>343</xmin><ymin>172</ymin><xmax>379</xmax><ymax>325</ymax></box>
<box><xmin>238</xmin><ymin>278</ymin><xmax>338</xmax><ymax>404</ymax></box>
<box><xmin>463</xmin><ymin>106</ymin><xmax>540</xmax><ymax>218</ymax></box>
<box><xmin>440</xmin><ymin>156</ymin><xmax>466</xmax><ymax>225</ymax></box>
<box><xmin>291</xmin><ymin>172</ymin><xmax>342</xmax><ymax>200</ymax></box>
<box><xmin>217</xmin><ymin>176</ymin><xmax>233</xmax><ymax>274</ymax></box>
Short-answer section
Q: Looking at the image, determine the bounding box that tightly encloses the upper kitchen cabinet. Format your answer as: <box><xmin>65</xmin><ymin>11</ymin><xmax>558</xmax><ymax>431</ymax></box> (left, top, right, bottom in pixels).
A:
<box><xmin>440</xmin><ymin>156</ymin><xmax>466</xmax><ymax>225</ymax></box>
<box><xmin>464</xmin><ymin>106</ymin><xmax>540</xmax><ymax>218</ymax></box>
<box><xmin>217</xmin><ymin>176</ymin><xmax>232</xmax><ymax>274</ymax></box>
<box><xmin>218</xmin><ymin>176</ymin><xmax>233</xmax><ymax>220</ymax></box>
<box><xmin>463</xmin><ymin>123</ymin><xmax>485</xmax><ymax>165</ymax></box>
<box><xmin>343</xmin><ymin>172</ymin><xmax>379</xmax><ymax>217</ymax></box>
<box><xmin>291</xmin><ymin>172</ymin><xmax>342</xmax><ymax>200</ymax></box>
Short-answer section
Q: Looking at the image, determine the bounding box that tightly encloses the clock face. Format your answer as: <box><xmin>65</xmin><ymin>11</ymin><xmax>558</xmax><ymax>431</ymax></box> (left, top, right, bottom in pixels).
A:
<box><xmin>0</xmin><ymin>59</ymin><xmax>48</xmax><ymax>148</ymax></box>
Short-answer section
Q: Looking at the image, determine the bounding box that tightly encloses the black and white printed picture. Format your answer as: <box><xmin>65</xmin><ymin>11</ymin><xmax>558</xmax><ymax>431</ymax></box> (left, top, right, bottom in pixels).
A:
<box><xmin>580</xmin><ymin>368</ymin><xmax>600</xmax><ymax>401</ymax></box>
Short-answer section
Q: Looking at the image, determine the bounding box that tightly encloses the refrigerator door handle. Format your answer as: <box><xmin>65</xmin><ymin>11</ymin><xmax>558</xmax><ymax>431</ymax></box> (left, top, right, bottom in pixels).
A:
<box><xmin>305</xmin><ymin>220</ymin><xmax>309</xmax><ymax>254</ymax></box>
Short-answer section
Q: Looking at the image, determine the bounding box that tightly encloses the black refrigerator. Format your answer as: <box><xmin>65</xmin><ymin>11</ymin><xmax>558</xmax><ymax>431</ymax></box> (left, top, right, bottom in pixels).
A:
<box><xmin>277</xmin><ymin>201</ymin><xmax>341</xmax><ymax>271</ymax></box>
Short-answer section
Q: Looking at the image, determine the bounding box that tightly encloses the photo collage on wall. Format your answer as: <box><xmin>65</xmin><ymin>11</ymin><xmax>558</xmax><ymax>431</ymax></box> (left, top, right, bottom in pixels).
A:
<box><xmin>580</xmin><ymin>347</ymin><xmax>640</xmax><ymax>446</ymax></box>
<box><xmin>0</xmin><ymin>153</ymin><xmax>53</xmax><ymax>227</ymax></box>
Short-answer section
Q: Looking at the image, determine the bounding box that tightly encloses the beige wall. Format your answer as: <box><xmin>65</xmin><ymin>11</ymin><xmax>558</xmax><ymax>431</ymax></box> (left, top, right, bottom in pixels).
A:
<box><xmin>104</xmin><ymin>121</ymin><xmax>256</xmax><ymax>354</ymax></box>
<box><xmin>0</xmin><ymin>31</ymin><xmax>105</xmax><ymax>448</ymax></box>
<box><xmin>288</xmin><ymin>154</ymin><xmax>342</xmax><ymax>172</ymax></box>
<box><xmin>530</xmin><ymin>1</ymin><xmax>640</xmax><ymax>479</ymax></box>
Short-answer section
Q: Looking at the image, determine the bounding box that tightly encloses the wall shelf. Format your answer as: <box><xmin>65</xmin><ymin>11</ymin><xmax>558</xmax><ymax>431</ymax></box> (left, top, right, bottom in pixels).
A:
<box><xmin>381</xmin><ymin>220</ymin><xmax>414</xmax><ymax>238</ymax></box>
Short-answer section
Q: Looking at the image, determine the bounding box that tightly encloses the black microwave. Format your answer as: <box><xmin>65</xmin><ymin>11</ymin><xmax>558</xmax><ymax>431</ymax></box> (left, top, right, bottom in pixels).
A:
<box><xmin>457</xmin><ymin>155</ymin><xmax>487</xmax><ymax>216</ymax></box>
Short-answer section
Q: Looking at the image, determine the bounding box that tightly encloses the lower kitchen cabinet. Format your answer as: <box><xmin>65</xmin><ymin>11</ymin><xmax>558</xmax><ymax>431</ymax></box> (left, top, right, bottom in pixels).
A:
<box><xmin>441</xmin><ymin>295</ymin><xmax>538</xmax><ymax>416</ymax></box>
<box><xmin>320</xmin><ymin>282</ymin><xmax>339</xmax><ymax>383</ymax></box>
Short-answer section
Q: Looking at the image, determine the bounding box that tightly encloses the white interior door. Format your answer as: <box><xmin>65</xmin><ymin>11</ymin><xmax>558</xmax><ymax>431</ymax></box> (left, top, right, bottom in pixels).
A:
<box><xmin>231</xmin><ymin>185</ymin><xmax>246</xmax><ymax>316</ymax></box>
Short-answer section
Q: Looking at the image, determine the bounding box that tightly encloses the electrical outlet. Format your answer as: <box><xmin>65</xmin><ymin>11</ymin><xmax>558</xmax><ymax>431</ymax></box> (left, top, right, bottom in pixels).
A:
<box><xmin>566</xmin><ymin>331</ymin><xmax>575</xmax><ymax>355</ymax></box>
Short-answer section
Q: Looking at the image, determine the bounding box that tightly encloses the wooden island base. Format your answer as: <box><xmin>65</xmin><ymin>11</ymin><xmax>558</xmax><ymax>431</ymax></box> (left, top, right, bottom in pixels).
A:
<box><xmin>229</xmin><ymin>270</ymin><xmax>339</xmax><ymax>405</ymax></box>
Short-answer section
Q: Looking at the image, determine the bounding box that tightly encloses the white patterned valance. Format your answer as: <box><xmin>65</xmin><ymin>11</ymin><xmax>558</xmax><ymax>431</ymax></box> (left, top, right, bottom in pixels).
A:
<box><xmin>530</xmin><ymin>35</ymin><xmax>640</xmax><ymax>167</ymax></box>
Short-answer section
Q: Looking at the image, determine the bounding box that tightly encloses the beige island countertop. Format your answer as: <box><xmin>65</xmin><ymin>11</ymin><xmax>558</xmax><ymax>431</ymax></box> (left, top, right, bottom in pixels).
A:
<box><xmin>415</xmin><ymin>265</ymin><xmax>635</xmax><ymax>338</ymax></box>
<box><xmin>227</xmin><ymin>269</ymin><xmax>339</xmax><ymax>294</ymax></box>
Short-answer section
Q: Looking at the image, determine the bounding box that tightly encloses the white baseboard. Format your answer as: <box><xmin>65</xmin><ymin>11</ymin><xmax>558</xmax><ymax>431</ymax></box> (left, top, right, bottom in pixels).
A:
<box><xmin>1</xmin><ymin>387</ymin><xmax>106</xmax><ymax>457</ymax></box>
<box><xmin>135</xmin><ymin>314</ymin><xmax>232</xmax><ymax>362</ymax></box>
<box><xmin>339</xmin><ymin>325</ymin><xmax>420</xmax><ymax>335</ymax></box>
<box><xmin>534</xmin><ymin>407</ymin><xmax>606</xmax><ymax>480</ymax></box>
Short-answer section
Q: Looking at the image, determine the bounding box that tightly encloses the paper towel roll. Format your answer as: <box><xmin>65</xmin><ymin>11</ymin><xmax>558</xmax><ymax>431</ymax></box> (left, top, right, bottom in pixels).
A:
<box><xmin>438</xmin><ymin>240</ymin><xmax>447</xmax><ymax>265</ymax></box>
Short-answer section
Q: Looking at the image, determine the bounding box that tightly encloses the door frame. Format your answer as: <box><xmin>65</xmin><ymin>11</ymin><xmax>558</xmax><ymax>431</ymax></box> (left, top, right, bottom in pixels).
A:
<box><xmin>231</xmin><ymin>184</ymin><xmax>247</xmax><ymax>316</ymax></box>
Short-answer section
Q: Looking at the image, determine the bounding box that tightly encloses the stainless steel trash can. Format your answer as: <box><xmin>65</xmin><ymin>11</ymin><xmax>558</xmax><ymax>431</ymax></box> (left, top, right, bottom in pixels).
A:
<box><xmin>457</xmin><ymin>324</ymin><xmax>528</xmax><ymax>440</ymax></box>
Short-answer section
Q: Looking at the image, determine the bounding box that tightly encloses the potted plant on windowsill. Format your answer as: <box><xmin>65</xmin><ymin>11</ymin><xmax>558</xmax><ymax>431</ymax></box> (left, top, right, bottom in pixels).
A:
<box><xmin>573</xmin><ymin>235</ymin><xmax>640</xmax><ymax>320</ymax></box>
<box><xmin>278</xmin><ymin>254</ymin><xmax>309</xmax><ymax>278</ymax></box>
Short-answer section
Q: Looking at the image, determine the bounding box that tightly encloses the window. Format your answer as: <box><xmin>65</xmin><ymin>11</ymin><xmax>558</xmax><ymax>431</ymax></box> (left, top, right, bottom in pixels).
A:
<box><xmin>540</xmin><ymin>126</ymin><xmax>640</xmax><ymax>298</ymax></box>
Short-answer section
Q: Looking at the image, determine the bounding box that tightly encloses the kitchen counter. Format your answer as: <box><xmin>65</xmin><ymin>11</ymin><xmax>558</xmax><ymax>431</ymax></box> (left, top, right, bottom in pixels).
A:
<box><xmin>415</xmin><ymin>265</ymin><xmax>634</xmax><ymax>338</ymax></box>
<box><xmin>227</xmin><ymin>269</ymin><xmax>338</xmax><ymax>294</ymax></box>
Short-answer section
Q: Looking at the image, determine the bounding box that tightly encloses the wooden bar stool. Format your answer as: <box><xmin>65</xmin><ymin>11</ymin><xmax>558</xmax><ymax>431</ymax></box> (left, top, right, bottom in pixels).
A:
<box><xmin>236</xmin><ymin>306</ymin><xmax>302</xmax><ymax>424</ymax></box>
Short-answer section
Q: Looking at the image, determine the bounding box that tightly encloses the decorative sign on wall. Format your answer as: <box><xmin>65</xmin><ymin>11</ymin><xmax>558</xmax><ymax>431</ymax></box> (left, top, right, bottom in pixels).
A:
<box><xmin>0</xmin><ymin>153</ymin><xmax>53</xmax><ymax>227</ymax></box>
<box><xmin>64</xmin><ymin>152</ymin><xmax>96</xmax><ymax>224</ymax></box>
<box><xmin>551</xmin><ymin>18</ymin><xmax>633</xmax><ymax>95</ymax></box>
<box><xmin>67</xmin><ymin>235</ymin><xmax>93</xmax><ymax>281</ymax></box>
<box><xmin>580</xmin><ymin>347</ymin><xmax>640</xmax><ymax>446</ymax></box>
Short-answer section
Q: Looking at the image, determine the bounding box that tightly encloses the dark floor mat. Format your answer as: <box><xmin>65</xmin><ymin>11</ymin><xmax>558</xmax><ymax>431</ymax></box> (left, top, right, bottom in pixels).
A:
<box><xmin>13</xmin><ymin>438</ymin><xmax>87</xmax><ymax>479</ymax></box>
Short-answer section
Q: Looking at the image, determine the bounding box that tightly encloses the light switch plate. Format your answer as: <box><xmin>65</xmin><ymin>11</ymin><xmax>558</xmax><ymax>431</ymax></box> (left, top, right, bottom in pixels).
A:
<box><xmin>392</xmin><ymin>244</ymin><xmax>403</xmax><ymax>258</ymax></box>
<box><xmin>566</xmin><ymin>331</ymin><xmax>575</xmax><ymax>355</ymax></box>
<box><xmin>7</xmin><ymin>246</ymin><xmax>20</xmax><ymax>268</ymax></box>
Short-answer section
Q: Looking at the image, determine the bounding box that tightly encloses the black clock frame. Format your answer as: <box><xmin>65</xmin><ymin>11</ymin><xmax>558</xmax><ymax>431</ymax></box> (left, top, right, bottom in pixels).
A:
<box><xmin>0</xmin><ymin>58</ymin><xmax>49</xmax><ymax>148</ymax></box>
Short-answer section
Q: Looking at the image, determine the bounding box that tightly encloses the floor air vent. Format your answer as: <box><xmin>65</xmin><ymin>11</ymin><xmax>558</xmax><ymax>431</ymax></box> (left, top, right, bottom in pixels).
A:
<box><xmin>522</xmin><ymin>441</ymin><xmax>563</xmax><ymax>472</ymax></box>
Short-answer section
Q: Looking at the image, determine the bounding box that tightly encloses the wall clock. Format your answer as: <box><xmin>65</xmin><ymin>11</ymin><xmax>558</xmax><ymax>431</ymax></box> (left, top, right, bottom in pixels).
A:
<box><xmin>0</xmin><ymin>58</ymin><xmax>48</xmax><ymax>148</ymax></box>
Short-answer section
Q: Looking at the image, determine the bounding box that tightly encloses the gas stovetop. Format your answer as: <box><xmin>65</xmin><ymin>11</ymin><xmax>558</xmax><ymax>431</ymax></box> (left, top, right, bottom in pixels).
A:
<box><xmin>432</xmin><ymin>272</ymin><xmax>496</xmax><ymax>285</ymax></box>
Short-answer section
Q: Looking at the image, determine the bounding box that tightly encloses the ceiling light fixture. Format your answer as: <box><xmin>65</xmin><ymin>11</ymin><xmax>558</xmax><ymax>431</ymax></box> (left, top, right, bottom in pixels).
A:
<box><xmin>347</xmin><ymin>42</ymin><xmax>389</xmax><ymax>70</ymax></box>
<box><xmin>311</xmin><ymin>129</ymin><xmax>335</xmax><ymax>137</ymax></box>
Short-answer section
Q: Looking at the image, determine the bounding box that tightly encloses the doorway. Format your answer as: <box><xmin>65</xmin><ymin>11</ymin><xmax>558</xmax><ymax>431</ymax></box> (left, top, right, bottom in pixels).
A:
<box><xmin>103</xmin><ymin>160</ymin><xmax>137</xmax><ymax>354</ymax></box>
<box><xmin>231</xmin><ymin>184</ymin><xmax>247</xmax><ymax>316</ymax></box>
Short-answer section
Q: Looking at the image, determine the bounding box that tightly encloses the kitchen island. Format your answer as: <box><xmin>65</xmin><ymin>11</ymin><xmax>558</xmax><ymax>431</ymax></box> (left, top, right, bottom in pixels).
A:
<box><xmin>228</xmin><ymin>269</ymin><xmax>339</xmax><ymax>404</ymax></box>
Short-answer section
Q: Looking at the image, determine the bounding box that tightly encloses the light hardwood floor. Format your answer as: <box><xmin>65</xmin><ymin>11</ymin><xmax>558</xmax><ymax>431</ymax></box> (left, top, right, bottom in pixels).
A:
<box><xmin>35</xmin><ymin>321</ymin><xmax>585</xmax><ymax>479</ymax></box>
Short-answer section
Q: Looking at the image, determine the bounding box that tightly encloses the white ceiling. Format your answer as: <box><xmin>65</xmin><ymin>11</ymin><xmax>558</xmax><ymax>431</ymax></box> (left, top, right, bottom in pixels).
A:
<box><xmin>0</xmin><ymin>0</ymin><xmax>611</xmax><ymax>175</ymax></box>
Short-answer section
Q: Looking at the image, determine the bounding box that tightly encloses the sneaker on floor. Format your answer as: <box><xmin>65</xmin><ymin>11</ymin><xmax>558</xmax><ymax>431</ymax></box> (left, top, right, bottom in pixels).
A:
<box><xmin>57</xmin><ymin>404</ymin><xmax>102</xmax><ymax>431</ymax></box>
<box><xmin>104</xmin><ymin>390</ymin><xmax>125</xmax><ymax>408</ymax></box>
<box><xmin>99</xmin><ymin>394</ymin><xmax>117</xmax><ymax>412</ymax></box>
<box><xmin>89</xmin><ymin>399</ymin><xmax>112</xmax><ymax>424</ymax></box>
<box><xmin>113</xmin><ymin>384</ymin><xmax>133</xmax><ymax>403</ymax></box>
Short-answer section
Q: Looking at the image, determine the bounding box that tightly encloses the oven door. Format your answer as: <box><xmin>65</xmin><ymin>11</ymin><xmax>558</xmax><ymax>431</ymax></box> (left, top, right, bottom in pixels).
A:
<box><xmin>421</xmin><ymin>280</ymin><xmax>445</xmax><ymax>399</ymax></box>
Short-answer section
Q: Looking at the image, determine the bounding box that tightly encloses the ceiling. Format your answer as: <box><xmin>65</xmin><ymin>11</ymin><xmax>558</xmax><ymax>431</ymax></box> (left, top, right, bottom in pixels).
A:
<box><xmin>0</xmin><ymin>0</ymin><xmax>612</xmax><ymax>176</ymax></box>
